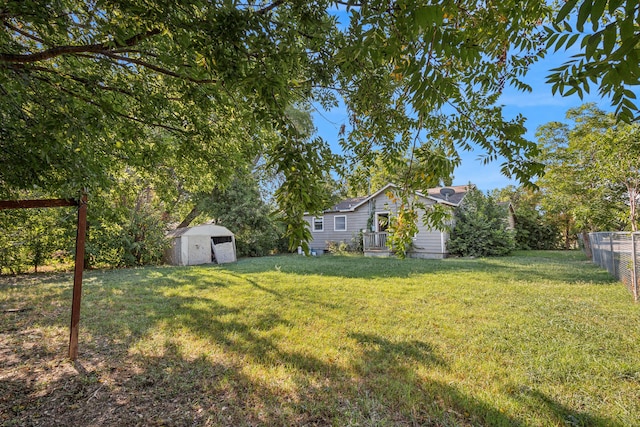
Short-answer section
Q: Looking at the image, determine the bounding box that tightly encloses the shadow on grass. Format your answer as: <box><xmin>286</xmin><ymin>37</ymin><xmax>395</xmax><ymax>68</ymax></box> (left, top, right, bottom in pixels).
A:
<box><xmin>0</xmin><ymin>258</ymin><xmax>626</xmax><ymax>426</ymax></box>
<box><xmin>513</xmin><ymin>387</ymin><xmax>618</xmax><ymax>427</ymax></box>
<box><xmin>0</xmin><ymin>323</ymin><xmax>528</xmax><ymax>426</ymax></box>
<box><xmin>223</xmin><ymin>251</ymin><xmax>618</xmax><ymax>285</ymax></box>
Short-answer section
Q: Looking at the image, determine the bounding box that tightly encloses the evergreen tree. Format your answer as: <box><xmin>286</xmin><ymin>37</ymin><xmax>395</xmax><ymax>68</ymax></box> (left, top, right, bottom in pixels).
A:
<box><xmin>448</xmin><ymin>188</ymin><xmax>515</xmax><ymax>257</ymax></box>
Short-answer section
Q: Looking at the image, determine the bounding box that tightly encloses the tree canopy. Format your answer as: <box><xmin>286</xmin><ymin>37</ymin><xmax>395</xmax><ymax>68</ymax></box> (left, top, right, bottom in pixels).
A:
<box><xmin>536</xmin><ymin>104</ymin><xmax>640</xmax><ymax>236</ymax></box>
<box><xmin>492</xmin><ymin>185</ymin><xmax>562</xmax><ymax>250</ymax></box>
<box><xmin>546</xmin><ymin>0</ymin><xmax>640</xmax><ymax>122</ymax></box>
<box><xmin>2</xmin><ymin>1</ymin><xmax>638</xmax><ymax>249</ymax></box>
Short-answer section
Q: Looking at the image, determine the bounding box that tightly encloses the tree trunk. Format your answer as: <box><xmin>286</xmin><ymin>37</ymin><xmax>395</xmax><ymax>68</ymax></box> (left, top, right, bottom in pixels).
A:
<box><xmin>177</xmin><ymin>206</ymin><xmax>199</xmax><ymax>228</ymax></box>
<box><xmin>628</xmin><ymin>184</ymin><xmax>637</xmax><ymax>232</ymax></box>
<box><xmin>564</xmin><ymin>217</ymin><xmax>571</xmax><ymax>250</ymax></box>
<box><xmin>581</xmin><ymin>231</ymin><xmax>592</xmax><ymax>259</ymax></box>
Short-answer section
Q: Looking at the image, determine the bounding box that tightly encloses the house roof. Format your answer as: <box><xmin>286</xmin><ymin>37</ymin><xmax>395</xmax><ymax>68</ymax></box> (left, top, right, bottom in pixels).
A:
<box><xmin>328</xmin><ymin>195</ymin><xmax>369</xmax><ymax>212</ymax></box>
<box><xmin>425</xmin><ymin>185</ymin><xmax>472</xmax><ymax>205</ymax></box>
<box><xmin>166</xmin><ymin>223</ymin><xmax>234</xmax><ymax>238</ymax></box>
<box><xmin>322</xmin><ymin>183</ymin><xmax>472</xmax><ymax>213</ymax></box>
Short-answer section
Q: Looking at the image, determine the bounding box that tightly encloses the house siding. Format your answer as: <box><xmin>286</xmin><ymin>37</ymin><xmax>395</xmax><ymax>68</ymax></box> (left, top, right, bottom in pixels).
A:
<box><xmin>409</xmin><ymin>196</ymin><xmax>447</xmax><ymax>257</ymax></box>
<box><xmin>305</xmin><ymin>189</ymin><xmax>452</xmax><ymax>256</ymax></box>
<box><xmin>305</xmin><ymin>209</ymin><xmax>370</xmax><ymax>250</ymax></box>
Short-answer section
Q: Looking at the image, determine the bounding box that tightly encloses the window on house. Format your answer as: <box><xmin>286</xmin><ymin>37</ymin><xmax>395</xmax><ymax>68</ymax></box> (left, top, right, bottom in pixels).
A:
<box><xmin>334</xmin><ymin>215</ymin><xmax>347</xmax><ymax>231</ymax></box>
<box><xmin>313</xmin><ymin>217</ymin><xmax>324</xmax><ymax>232</ymax></box>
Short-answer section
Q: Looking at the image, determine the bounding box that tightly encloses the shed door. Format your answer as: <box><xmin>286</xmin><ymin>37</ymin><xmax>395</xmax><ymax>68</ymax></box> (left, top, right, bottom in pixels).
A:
<box><xmin>212</xmin><ymin>236</ymin><xmax>236</xmax><ymax>264</ymax></box>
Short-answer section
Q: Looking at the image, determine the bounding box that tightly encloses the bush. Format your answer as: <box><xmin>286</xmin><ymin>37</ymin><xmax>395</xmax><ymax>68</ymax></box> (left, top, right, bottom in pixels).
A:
<box><xmin>448</xmin><ymin>188</ymin><xmax>515</xmax><ymax>257</ymax></box>
<box><xmin>0</xmin><ymin>206</ymin><xmax>75</xmax><ymax>275</ymax></box>
<box><xmin>86</xmin><ymin>187</ymin><xmax>170</xmax><ymax>268</ymax></box>
<box><xmin>350</xmin><ymin>231</ymin><xmax>364</xmax><ymax>253</ymax></box>
<box><xmin>514</xmin><ymin>208</ymin><xmax>562</xmax><ymax>250</ymax></box>
<box><xmin>326</xmin><ymin>235</ymin><xmax>363</xmax><ymax>255</ymax></box>
<box><xmin>326</xmin><ymin>240</ymin><xmax>350</xmax><ymax>254</ymax></box>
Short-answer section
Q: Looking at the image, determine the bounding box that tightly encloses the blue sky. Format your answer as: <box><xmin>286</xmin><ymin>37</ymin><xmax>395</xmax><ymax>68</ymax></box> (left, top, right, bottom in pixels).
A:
<box><xmin>310</xmin><ymin>25</ymin><xmax>635</xmax><ymax>192</ymax></box>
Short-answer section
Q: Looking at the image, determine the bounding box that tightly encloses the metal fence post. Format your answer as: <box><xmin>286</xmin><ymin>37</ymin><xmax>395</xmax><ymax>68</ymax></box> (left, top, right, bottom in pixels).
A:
<box><xmin>591</xmin><ymin>233</ymin><xmax>598</xmax><ymax>267</ymax></box>
<box><xmin>632</xmin><ymin>233</ymin><xmax>639</xmax><ymax>303</ymax></box>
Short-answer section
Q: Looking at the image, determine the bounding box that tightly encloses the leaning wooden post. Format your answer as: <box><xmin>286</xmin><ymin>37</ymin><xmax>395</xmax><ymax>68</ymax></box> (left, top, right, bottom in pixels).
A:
<box><xmin>632</xmin><ymin>233</ymin><xmax>639</xmax><ymax>303</ymax></box>
<box><xmin>69</xmin><ymin>192</ymin><xmax>88</xmax><ymax>360</ymax></box>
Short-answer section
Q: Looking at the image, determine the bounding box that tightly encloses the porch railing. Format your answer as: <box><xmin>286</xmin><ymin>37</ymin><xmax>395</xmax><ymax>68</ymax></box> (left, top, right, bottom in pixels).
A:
<box><xmin>363</xmin><ymin>232</ymin><xmax>388</xmax><ymax>251</ymax></box>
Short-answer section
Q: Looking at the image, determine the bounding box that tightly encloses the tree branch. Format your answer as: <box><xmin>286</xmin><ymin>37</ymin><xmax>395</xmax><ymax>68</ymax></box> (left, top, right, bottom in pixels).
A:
<box><xmin>31</xmin><ymin>74</ymin><xmax>187</xmax><ymax>134</ymax></box>
<box><xmin>101</xmin><ymin>52</ymin><xmax>217</xmax><ymax>84</ymax></box>
<box><xmin>256</xmin><ymin>0</ymin><xmax>286</xmax><ymax>15</ymax></box>
<box><xmin>0</xmin><ymin>28</ymin><xmax>161</xmax><ymax>63</ymax></box>
<box><xmin>3</xmin><ymin>20</ymin><xmax>45</xmax><ymax>43</ymax></box>
<box><xmin>177</xmin><ymin>206</ymin><xmax>200</xmax><ymax>228</ymax></box>
<box><xmin>8</xmin><ymin>63</ymin><xmax>140</xmax><ymax>98</ymax></box>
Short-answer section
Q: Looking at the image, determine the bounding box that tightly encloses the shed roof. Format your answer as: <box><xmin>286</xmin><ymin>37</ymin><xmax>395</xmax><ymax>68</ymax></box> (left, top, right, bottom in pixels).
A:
<box><xmin>166</xmin><ymin>223</ymin><xmax>234</xmax><ymax>238</ymax></box>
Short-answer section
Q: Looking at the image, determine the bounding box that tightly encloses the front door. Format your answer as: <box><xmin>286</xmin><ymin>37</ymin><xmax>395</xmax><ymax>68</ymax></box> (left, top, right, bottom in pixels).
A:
<box><xmin>376</xmin><ymin>212</ymin><xmax>389</xmax><ymax>232</ymax></box>
<box><xmin>375</xmin><ymin>213</ymin><xmax>389</xmax><ymax>248</ymax></box>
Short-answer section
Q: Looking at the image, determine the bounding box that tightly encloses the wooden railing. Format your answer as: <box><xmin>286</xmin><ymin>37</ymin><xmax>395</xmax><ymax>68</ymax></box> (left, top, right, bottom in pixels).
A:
<box><xmin>363</xmin><ymin>232</ymin><xmax>388</xmax><ymax>251</ymax></box>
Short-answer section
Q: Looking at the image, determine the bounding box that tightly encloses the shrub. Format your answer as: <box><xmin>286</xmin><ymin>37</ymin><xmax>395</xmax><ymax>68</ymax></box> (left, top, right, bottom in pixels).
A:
<box><xmin>448</xmin><ymin>188</ymin><xmax>515</xmax><ymax>257</ymax></box>
<box><xmin>326</xmin><ymin>237</ymin><xmax>364</xmax><ymax>254</ymax></box>
<box><xmin>0</xmin><ymin>207</ymin><xmax>74</xmax><ymax>274</ymax></box>
<box><xmin>514</xmin><ymin>208</ymin><xmax>562</xmax><ymax>250</ymax></box>
<box><xmin>86</xmin><ymin>187</ymin><xmax>170</xmax><ymax>268</ymax></box>
<box><xmin>326</xmin><ymin>240</ymin><xmax>350</xmax><ymax>254</ymax></box>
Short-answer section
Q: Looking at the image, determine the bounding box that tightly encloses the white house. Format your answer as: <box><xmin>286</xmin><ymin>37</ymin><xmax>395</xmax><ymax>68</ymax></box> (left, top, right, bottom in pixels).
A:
<box><xmin>303</xmin><ymin>183</ymin><xmax>472</xmax><ymax>259</ymax></box>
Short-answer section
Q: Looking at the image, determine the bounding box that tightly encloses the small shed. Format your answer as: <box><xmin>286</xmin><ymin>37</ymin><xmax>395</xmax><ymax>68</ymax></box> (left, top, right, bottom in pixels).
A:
<box><xmin>165</xmin><ymin>224</ymin><xmax>237</xmax><ymax>266</ymax></box>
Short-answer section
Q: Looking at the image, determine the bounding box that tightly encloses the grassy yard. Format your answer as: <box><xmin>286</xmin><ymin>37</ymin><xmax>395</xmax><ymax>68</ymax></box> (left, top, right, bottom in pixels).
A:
<box><xmin>1</xmin><ymin>251</ymin><xmax>639</xmax><ymax>426</ymax></box>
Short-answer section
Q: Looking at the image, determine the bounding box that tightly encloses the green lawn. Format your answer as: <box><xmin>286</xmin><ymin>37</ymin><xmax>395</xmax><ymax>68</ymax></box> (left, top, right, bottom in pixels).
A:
<box><xmin>1</xmin><ymin>251</ymin><xmax>639</xmax><ymax>426</ymax></box>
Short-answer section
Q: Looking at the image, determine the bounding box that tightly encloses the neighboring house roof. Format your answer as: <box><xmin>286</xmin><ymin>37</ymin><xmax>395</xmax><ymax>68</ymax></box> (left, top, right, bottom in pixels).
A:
<box><xmin>167</xmin><ymin>223</ymin><xmax>234</xmax><ymax>238</ymax></box>
<box><xmin>318</xmin><ymin>183</ymin><xmax>472</xmax><ymax>214</ymax></box>
<box><xmin>425</xmin><ymin>185</ymin><xmax>472</xmax><ymax>205</ymax></box>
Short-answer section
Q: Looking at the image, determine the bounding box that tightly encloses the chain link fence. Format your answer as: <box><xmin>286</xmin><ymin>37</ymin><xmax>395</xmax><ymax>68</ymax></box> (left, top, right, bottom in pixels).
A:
<box><xmin>588</xmin><ymin>232</ymin><xmax>639</xmax><ymax>302</ymax></box>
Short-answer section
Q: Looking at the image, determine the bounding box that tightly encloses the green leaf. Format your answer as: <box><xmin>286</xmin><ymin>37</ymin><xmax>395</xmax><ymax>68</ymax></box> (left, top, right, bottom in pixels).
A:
<box><xmin>556</xmin><ymin>0</ymin><xmax>580</xmax><ymax>22</ymax></box>
<box><xmin>566</xmin><ymin>34</ymin><xmax>581</xmax><ymax>50</ymax></box>
<box><xmin>413</xmin><ymin>5</ymin><xmax>443</xmax><ymax>29</ymax></box>
<box><xmin>556</xmin><ymin>33</ymin><xmax>569</xmax><ymax>50</ymax></box>
<box><xmin>602</xmin><ymin>24</ymin><xmax>617</xmax><ymax>56</ymax></box>
<box><xmin>577</xmin><ymin>0</ymin><xmax>593</xmax><ymax>32</ymax></box>
<box><xmin>619</xmin><ymin>17</ymin><xmax>634</xmax><ymax>42</ymax></box>
<box><xmin>590</xmin><ymin>0</ymin><xmax>607</xmax><ymax>31</ymax></box>
<box><xmin>608</xmin><ymin>0</ymin><xmax>625</xmax><ymax>13</ymax></box>
<box><xmin>585</xmin><ymin>33</ymin><xmax>601</xmax><ymax>59</ymax></box>
<box><xmin>546</xmin><ymin>33</ymin><xmax>559</xmax><ymax>50</ymax></box>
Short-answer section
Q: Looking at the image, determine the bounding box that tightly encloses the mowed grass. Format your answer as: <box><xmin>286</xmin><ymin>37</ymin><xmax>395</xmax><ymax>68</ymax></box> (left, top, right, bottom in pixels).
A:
<box><xmin>1</xmin><ymin>251</ymin><xmax>639</xmax><ymax>426</ymax></box>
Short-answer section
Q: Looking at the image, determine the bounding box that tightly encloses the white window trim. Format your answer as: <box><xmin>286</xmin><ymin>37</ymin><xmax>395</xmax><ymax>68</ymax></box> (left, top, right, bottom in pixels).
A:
<box><xmin>334</xmin><ymin>215</ymin><xmax>347</xmax><ymax>231</ymax></box>
<box><xmin>313</xmin><ymin>216</ymin><xmax>324</xmax><ymax>232</ymax></box>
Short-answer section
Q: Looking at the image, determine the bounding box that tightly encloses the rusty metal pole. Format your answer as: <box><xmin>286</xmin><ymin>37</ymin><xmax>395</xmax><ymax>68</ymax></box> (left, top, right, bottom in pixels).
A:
<box><xmin>68</xmin><ymin>192</ymin><xmax>88</xmax><ymax>360</ymax></box>
<box><xmin>632</xmin><ymin>233</ymin><xmax>639</xmax><ymax>303</ymax></box>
